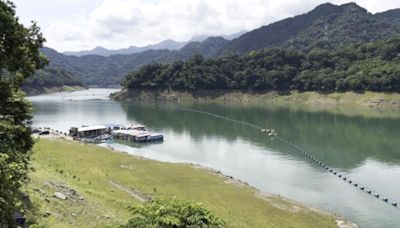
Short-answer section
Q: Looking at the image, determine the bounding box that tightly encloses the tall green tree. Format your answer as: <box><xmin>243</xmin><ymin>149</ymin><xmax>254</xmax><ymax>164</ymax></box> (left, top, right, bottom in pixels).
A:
<box><xmin>0</xmin><ymin>0</ymin><xmax>47</xmax><ymax>224</ymax></box>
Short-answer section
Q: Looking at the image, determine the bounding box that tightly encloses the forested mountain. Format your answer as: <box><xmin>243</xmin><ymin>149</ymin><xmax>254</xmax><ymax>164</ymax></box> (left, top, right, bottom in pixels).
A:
<box><xmin>42</xmin><ymin>47</ymin><xmax>176</xmax><ymax>86</ymax></box>
<box><xmin>374</xmin><ymin>9</ymin><xmax>400</xmax><ymax>31</ymax></box>
<box><xmin>123</xmin><ymin>37</ymin><xmax>400</xmax><ymax>92</ymax></box>
<box><xmin>178</xmin><ymin>37</ymin><xmax>229</xmax><ymax>58</ymax></box>
<box><xmin>41</xmin><ymin>37</ymin><xmax>230</xmax><ymax>86</ymax></box>
<box><xmin>42</xmin><ymin>3</ymin><xmax>400</xmax><ymax>87</ymax></box>
<box><xmin>222</xmin><ymin>3</ymin><xmax>400</xmax><ymax>54</ymax></box>
<box><xmin>22</xmin><ymin>68</ymin><xmax>84</xmax><ymax>95</ymax></box>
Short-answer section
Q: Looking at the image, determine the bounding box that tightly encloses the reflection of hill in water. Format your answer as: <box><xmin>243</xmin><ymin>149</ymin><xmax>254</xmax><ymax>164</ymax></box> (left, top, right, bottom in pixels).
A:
<box><xmin>120</xmin><ymin>102</ymin><xmax>400</xmax><ymax>169</ymax></box>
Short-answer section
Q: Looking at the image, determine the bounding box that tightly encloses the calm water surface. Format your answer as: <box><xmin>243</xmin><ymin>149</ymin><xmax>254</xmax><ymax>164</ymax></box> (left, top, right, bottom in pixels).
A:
<box><xmin>28</xmin><ymin>89</ymin><xmax>400</xmax><ymax>227</ymax></box>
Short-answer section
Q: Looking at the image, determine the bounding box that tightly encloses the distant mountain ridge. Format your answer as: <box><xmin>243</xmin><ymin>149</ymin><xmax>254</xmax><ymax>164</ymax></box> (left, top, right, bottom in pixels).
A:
<box><xmin>63</xmin><ymin>31</ymin><xmax>246</xmax><ymax>57</ymax></box>
<box><xmin>42</xmin><ymin>3</ymin><xmax>400</xmax><ymax>87</ymax></box>
<box><xmin>63</xmin><ymin>39</ymin><xmax>187</xmax><ymax>57</ymax></box>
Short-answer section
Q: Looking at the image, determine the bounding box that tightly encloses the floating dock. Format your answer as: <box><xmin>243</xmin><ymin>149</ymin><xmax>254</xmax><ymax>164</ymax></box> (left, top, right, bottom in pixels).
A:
<box><xmin>68</xmin><ymin>124</ymin><xmax>163</xmax><ymax>143</ymax></box>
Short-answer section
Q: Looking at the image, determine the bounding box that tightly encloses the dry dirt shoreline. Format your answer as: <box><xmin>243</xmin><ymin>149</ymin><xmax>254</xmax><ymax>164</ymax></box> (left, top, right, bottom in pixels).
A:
<box><xmin>112</xmin><ymin>89</ymin><xmax>400</xmax><ymax>117</ymax></box>
<box><xmin>24</xmin><ymin>85</ymin><xmax>86</xmax><ymax>96</ymax></box>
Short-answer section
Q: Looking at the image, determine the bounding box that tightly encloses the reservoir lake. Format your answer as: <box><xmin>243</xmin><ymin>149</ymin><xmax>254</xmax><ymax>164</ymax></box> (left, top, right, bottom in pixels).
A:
<box><xmin>28</xmin><ymin>88</ymin><xmax>400</xmax><ymax>227</ymax></box>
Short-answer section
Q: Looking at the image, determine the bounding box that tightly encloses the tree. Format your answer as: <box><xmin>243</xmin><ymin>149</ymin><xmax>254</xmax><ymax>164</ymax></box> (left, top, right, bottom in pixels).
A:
<box><xmin>0</xmin><ymin>0</ymin><xmax>46</xmax><ymax>224</ymax></box>
<box><xmin>122</xmin><ymin>197</ymin><xmax>226</xmax><ymax>228</ymax></box>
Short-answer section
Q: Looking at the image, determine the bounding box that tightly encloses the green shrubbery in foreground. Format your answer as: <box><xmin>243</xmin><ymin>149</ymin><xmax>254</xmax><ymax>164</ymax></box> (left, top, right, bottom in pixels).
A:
<box><xmin>122</xmin><ymin>197</ymin><xmax>225</xmax><ymax>227</ymax></box>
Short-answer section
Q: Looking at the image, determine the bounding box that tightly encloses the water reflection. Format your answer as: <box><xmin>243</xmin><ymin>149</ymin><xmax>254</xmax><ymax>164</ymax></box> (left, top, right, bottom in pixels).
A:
<box><xmin>29</xmin><ymin>89</ymin><xmax>400</xmax><ymax>227</ymax></box>
<box><xmin>120</xmin><ymin>102</ymin><xmax>400</xmax><ymax>169</ymax></box>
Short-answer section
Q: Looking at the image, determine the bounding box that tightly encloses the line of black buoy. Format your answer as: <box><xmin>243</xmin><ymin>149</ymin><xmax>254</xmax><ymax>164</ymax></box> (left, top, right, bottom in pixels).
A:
<box><xmin>176</xmin><ymin>108</ymin><xmax>399</xmax><ymax>210</ymax></box>
<box><xmin>274</xmin><ymin>135</ymin><xmax>399</xmax><ymax>209</ymax></box>
<box><xmin>178</xmin><ymin>108</ymin><xmax>264</xmax><ymax>130</ymax></box>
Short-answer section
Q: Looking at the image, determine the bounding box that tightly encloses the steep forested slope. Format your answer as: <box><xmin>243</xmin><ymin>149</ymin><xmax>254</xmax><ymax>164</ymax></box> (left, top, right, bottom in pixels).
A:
<box><xmin>223</xmin><ymin>3</ymin><xmax>400</xmax><ymax>54</ymax></box>
<box><xmin>22</xmin><ymin>68</ymin><xmax>84</xmax><ymax>94</ymax></box>
<box><xmin>123</xmin><ymin>37</ymin><xmax>400</xmax><ymax>92</ymax></box>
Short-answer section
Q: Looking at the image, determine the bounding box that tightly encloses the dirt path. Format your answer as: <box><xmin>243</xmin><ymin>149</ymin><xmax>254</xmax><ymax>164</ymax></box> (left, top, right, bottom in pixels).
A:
<box><xmin>108</xmin><ymin>180</ymin><xmax>151</xmax><ymax>202</ymax></box>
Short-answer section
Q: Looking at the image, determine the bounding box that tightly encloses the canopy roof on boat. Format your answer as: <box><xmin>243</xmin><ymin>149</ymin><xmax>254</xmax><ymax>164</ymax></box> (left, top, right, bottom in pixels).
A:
<box><xmin>77</xmin><ymin>125</ymin><xmax>107</xmax><ymax>132</ymax></box>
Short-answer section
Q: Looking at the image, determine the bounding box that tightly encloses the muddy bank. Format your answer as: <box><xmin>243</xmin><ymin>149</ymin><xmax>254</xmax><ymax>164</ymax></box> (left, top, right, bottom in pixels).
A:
<box><xmin>23</xmin><ymin>85</ymin><xmax>86</xmax><ymax>96</ymax></box>
<box><xmin>112</xmin><ymin>89</ymin><xmax>400</xmax><ymax>117</ymax></box>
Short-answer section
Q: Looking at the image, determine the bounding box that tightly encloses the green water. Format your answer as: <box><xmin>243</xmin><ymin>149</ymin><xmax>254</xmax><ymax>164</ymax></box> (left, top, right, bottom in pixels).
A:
<box><xmin>29</xmin><ymin>89</ymin><xmax>400</xmax><ymax>227</ymax></box>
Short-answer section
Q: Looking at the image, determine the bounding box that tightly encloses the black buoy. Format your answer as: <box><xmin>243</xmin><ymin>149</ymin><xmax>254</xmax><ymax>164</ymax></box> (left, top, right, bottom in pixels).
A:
<box><xmin>348</xmin><ymin>180</ymin><xmax>352</xmax><ymax>184</ymax></box>
<box><xmin>367</xmin><ymin>190</ymin><xmax>372</xmax><ymax>194</ymax></box>
<box><xmin>375</xmin><ymin>193</ymin><xmax>380</xmax><ymax>198</ymax></box>
<box><xmin>360</xmin><ymin>186</ymin><xmax>365</xmax><ymax>190</ymax></box>
<box><xmin>383</xmin><ymin>198</ymin><xmax>388</xmax><ymax>202</ymax></box>
<box><xmin>338</xmin><ymin>174</ymin><xmax>342</xmax><ymax>177</ymax></box>
<box><xmin>392</xmin><ymin>202</ymin><xmax>398</xmax><ymax>207</ymax></box>
<box><xmin>343</xmin><ymin>177</ymin><xmax>347</xmax><ymax>180</ymax></box>
<box><xmin>333</xmin><ymin>171</ymin><xmax>337</xmax><ymax>175</ymax></box>
<box><xmin>354</xmin><ymin>183</ymin><xmax>358</xmax><ymax>187</ymax></box>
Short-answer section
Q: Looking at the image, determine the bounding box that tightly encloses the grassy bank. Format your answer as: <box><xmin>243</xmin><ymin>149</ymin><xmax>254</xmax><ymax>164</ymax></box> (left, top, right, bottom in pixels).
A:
<box><xmin>23</xmin><ymin>85</ymin><xmax>86</xmax><ymax>96</ymax></box>
<box><xmin>113</xmin><ymin>89</ymin><xmax>400</xmax><ymax>118</ymax></box>
<box><xmin>25</xmin><ymin>139</ymin><xmax>341</xmax><ymax>227</ymax></box>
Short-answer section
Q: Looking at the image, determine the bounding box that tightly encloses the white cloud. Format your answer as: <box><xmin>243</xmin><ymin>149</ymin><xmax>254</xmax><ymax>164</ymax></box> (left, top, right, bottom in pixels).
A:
<box><xmin>12</xmin><ymin>0</ymin><xmax>400</xmax><ymax>51</ymax></box>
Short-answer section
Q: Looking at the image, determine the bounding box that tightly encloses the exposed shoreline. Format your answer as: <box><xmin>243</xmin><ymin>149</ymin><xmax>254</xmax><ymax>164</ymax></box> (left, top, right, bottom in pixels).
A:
<box><xmin>23</xmin><ymin>85</ymin><xmax>87</xmax><ymax>96</ymax></box>
<box><xmin>31</xmin><ymin>131</ymin><xmax>356</xmax><ymax>227</ymax></box>
<box><xmin>111</xmin><ymin>88</ymin><xmax>400</xmax><ymax>118</ymax></box>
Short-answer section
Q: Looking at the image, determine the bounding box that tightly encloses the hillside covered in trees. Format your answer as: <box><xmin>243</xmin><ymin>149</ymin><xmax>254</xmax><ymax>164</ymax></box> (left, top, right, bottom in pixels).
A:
<box><xmin>22</xmin><ymin>68</ymin><xmax>84</xmax><ymax>95</ymax></box>
<box><xmin>42</xmin><ymin>3</ymin><xmax>400</xmax><ymax>87</ymax></box>
<box><xmin>123</xmin><ymin>37</ymin><xmax>400</xmax><ymax>92</ymax></box>
<box><xmin>223</xmin><ymin>3</ymin><xmax>400</xmax><ymax>54</ymax></box>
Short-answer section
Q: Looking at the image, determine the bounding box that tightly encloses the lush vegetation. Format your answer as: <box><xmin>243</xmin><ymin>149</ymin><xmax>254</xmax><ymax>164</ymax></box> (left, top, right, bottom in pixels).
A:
<box><xmin>42</xmin><ymin>37</ymin><xmax>230</xmax><ymax>86</ymax></box>
<box><xmin>43</xmin><ymin>3</ymin><xmax>400</xmax><ymax>87</ymax></box>
<box><xmin>0</xmin><ymin>0</ymin><xmax>46</xmax><ymax>224</ymax></box>
<box><xmin>21</xmin><ymin>68</ymin><xmax>83</xmax><ymax>94</ymax></box>
<box><xmin>223</xmin><ymin>3</ymin><xmax>400</xmax><ymax>54</ymax></box>
<box><xmin>26</xmin><ymin>139</ymin><xmax>337</xmax><ymax>227</ymax></box>
<box><xmin>42</xmin><ymin>47</ymin><xmax>178</xmax><ymax>86</ymax></box>
<box><xmin>123</xmin><ymin>37</ymin><xmax>400</xmax><ymax>92</ymax></box>
<box><xmin>122</xmin><ymin>197</ymin><xmax>225</xmax><ymax>227</ymax></box>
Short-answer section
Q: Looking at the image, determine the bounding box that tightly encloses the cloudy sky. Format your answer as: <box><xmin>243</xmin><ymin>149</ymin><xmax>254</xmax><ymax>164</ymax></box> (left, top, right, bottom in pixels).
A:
<box><xmin>12</xmin><ymin>0</ymin><xmax>400</xmax><ymax>52</ymax></box>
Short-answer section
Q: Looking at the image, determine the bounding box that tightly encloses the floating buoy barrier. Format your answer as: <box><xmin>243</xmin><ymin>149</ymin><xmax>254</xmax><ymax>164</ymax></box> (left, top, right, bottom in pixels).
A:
<box><xmin>274</xmin><ymin>134</ymin><xmax>400</xmax><ymax>210</ymax></box>
<box><xmin>174</xmin><ymin>108</ymin><xmax>400</xmax><ymax>210</ymax></box>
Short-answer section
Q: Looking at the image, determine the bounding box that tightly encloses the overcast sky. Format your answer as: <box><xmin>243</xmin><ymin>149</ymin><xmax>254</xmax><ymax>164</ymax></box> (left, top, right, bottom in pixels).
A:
<box><xmin>12</xmin><ymin>0</ymin><xmax>400</xmax><ymax>52</ymax></box>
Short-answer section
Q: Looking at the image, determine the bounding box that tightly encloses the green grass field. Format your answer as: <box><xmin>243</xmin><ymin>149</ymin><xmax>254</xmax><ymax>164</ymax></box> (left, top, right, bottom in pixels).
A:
<box><xmin>25</xmin><ymin>139</ymin><xmax>339</xmax><ymax>227</ymax></box>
